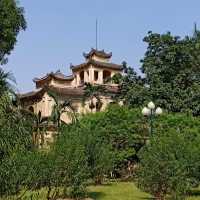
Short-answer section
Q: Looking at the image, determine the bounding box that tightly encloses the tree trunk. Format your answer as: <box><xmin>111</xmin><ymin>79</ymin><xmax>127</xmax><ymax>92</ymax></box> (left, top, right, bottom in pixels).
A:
<box><xmin>155</xmin><ymin>193</ymin><xmax>165</xmax><ymax>200</ymax></box>
<box><xmin>94</xmin><ymin>175</ymin><xmax>103</xmax><ymax>185</ymax></box>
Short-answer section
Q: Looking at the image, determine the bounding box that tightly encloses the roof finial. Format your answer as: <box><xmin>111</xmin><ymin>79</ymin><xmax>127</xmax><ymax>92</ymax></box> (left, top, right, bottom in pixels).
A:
<box><xmin>96</xmin><ymin>18</ymin><xmax>98</xmax><ymax>50</ymax></box>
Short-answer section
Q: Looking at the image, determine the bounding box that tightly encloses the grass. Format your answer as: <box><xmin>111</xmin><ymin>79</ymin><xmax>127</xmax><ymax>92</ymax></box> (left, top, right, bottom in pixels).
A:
<box><xmin>88</xmin><ymin>181</ymin><xmax>151</xmax><ymax>200</ymax></box>
<box><xmin>2</xmin><ymin>182</ymin><xmax>200</xmax><ymax>200</ymax></box>
<box><xmin>89</xmin><ymin>181</ymin><xmax>200</xmax><ymax>200</ymax></box>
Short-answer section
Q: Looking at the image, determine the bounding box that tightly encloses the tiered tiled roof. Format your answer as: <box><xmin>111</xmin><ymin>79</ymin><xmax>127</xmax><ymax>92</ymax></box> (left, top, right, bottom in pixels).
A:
<box><xmin>70</xmin><ymin>59</ymin><xmax>123</xmax><ymax>71</ymax></box>
<box><xmin>33</xmin><ymin>70</ymin><xmax>74</xmax><ymax>83</ymax></box>
<box><xmin>19</xmin><ymin>84</ymin><xmax>119</xmax><ymax>101</ymax></box>
<box><xmin>83</xmin><ymin>48</ymin><xmax>112</xmax><ymax>59</ymax></box>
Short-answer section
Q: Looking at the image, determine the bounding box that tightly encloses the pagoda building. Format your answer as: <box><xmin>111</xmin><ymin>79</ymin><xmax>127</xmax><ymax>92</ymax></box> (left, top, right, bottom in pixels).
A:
<box><xmin>20</xmin><ymin>48</ymin><xmax>123</xmax><ymax>125</ymax></box>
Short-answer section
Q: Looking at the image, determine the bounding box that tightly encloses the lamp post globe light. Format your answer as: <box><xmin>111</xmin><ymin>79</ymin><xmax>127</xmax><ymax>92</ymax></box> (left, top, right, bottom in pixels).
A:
<box><xmin>142</xmin><ymin>101</ymin><xmax>162</xmax><ymax>136</ymax></box>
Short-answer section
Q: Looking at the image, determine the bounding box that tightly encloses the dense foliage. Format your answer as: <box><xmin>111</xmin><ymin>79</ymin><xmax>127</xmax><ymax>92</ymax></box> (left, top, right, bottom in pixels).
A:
<box><xmin>137</xmin><ymin>113</ymin><xmax>200</xmax><ymax>200</ymax></box>
<box><xmin>1</xmin><ymin>2</ymin><xmax>200</xmax><ymax>197</ymax></box>
<box><xmin>48</xmin><ymin>90</ymin><xmax>77</xmax><ymax>128</ymax></box>
<box><xmin>0</xmin><ymin>94</ymin><xmax>33</xmax><ymax>196</ymax></box>
<box><xmin>0</xmin><ymin>69</ymin><xmax>16</xmax><ymax>96</ymax></box>
<box><xmin>0</xmin><ymin>0</ymin><xmax>26</xmax><ymax>64</ymax></box>
<box><xmin>83</xmin><ymin>83</ymin><xmax>106</xmax><ymax>112</ymax></box>
<box><xmin>116</xmin><ymin>30</ymin><xmax>200</xmax><ymax>116</ymax></box>
<box><xmin>141</xmin><ymin>31</ymin><xmax>200</xmax><ymax>115</ymax></box>
<box><xmin>114</xmin><ymin>61</ymin><xmax>149</xmax><ymax>107</ymax></box>
<box><xmin>68</xmin><ymin>105</ymin><xmax>146</xmax><ymax>178</ymax></box>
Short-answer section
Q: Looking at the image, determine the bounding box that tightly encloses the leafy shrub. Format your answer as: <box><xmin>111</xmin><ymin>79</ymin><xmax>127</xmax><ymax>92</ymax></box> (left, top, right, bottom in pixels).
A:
<box><xmin>137</xmin><ymin>128</ymin><xmax>200</xmax><ymax>200</ymax></box>
<box><xmin>0</xmin><ymin>94</ymin><xmax>33</xmax><ymax>196</ymax></box>
<box><xmin>55</xmin><ymin>104</ymin><xmax>146</xmax><ymax>184</ymax></box>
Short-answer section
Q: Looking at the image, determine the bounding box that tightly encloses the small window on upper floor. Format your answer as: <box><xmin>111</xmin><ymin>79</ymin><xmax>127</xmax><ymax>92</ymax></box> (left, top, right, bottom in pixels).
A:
<box><xmin>94</xmin><ymin>71</ymin><xmax>99</xmax><ymax>81</ymax></box>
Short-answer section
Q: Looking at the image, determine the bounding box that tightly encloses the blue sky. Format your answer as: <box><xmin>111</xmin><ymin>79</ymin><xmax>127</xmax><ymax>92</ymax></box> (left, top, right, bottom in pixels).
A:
<box><xmin>4</xmin><ymin>0</ymin><xmax>200</xmax><ymax>92</ymax></box>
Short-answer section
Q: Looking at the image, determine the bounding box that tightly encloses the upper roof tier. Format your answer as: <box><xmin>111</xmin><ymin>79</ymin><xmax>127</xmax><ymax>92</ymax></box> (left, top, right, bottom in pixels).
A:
<box><xmin>83</xmin><ymin>48</ymin><xmax>112</xmax><ymax>59</ymax></box>
<box><xmin>70</xmin><ymin>59</ymin><xmax>123</xmax><ymax>71</ymax></box>
<box><xmin>33</xmin><ymin>70</ymin><xmax>74</xmax><ymax>83</ymax></box>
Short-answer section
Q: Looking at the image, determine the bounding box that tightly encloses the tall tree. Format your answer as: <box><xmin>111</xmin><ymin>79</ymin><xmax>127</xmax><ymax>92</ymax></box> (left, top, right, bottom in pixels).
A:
<box><xmin>137</xmin><ymin>129</ymin><xmax>200</xmax><ymax>200</ymax></box>
<box><xmin>48</xmin><ymin>91</ymin><xmax>76</xmax><ymax>128</ymax></box>
<box><xmin>116</xmin><ymin>29</ymin><xmax>200</xmax><ymax>115</ymax></box>
<box><xmin>83</xmin><ymin>83</ymin><xmax>106</xmax><ymax>112</ymax></box>
<box><xmin>0</xmin><ymin>0</ymin><xmax>26</xmax><ymax>65</ymax></box>
<box><xmin>112</xmin><ymin>61</ymin><xmax>149</xmax><ymax>107</ymax></box>
<box><xmin>0</xmin><ymin>68</ymin><xmax>16</xmax><ymax>97</ymax></box>
<box><xmin>21</xmin><ymin>110</ymin><xmax>48</xmax><ymax>148</ymax></box>
<box><xmin>0</xmin><ymin>94</ymin><xmax>32</xmax><ymax>160</ymax></box>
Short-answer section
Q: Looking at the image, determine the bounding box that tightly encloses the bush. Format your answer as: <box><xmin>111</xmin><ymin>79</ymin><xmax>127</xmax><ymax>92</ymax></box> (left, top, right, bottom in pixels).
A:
<box><xmin>137</xmin><ymin>129</ymin><xmax>200</xmax><ymax>200</ymax></box>
<box><xmin>76</xmin><ymin>104</ymin><xmax>145</xmax><ymax>178</ymax></box>
<box><xmin>51</xmin><ymin>129</ymin><xmax>88</xmax><ymax>199</ymax></box>
<box><xmin>0</xmin><ymin>94</ymin><xmax>33</xmax><ymax>196</ymax></box>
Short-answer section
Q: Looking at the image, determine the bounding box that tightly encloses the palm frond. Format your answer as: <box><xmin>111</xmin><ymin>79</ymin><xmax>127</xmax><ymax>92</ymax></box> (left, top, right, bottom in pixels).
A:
<box><xmin>47</xmin><ymin>90</ymin><xmax>59</xmax><ymax>105</ymax></box>
<box><xmin>0</xmin><ymin>68</ymin><xmax>16</xmax><ymax>96</ymax></box>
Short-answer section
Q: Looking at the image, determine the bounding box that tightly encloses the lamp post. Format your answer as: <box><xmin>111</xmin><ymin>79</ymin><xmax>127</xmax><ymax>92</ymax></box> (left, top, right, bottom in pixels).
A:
<box><xmin>142</xmin><ymin>101</ymin><xmax>163</xmax><ymax>136</ymax></box>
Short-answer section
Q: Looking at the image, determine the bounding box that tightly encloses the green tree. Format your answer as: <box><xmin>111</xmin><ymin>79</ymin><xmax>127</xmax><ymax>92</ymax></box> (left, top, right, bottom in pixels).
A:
<box><xmin>83</xmin><ymin>83</ymin><xmax>106</xmax><ymax>112</ymax></box>
<box><xmin>80</xmin><ymin>124</ymin><xmax>113</xmax><ymax>184</ymax></box>
<box><xmin>51</xmin><ymin>128</ymin><xmax>88</xmax><ymax>199</ymax></box>
<box><xmin>116</xmin><ymin>29</ymin><xmax>200</xmax><ymax>115</ymax></box>
<box><xmin>113</xmin><ymin>61</ymin><xmax>149</xmax><ymax>107</ymax></box>
<box><xmin>0</xmin><ymin>94</ymin><xmax>32</xmax><ymax>196</ymax></box>
<box><xmin>0</xmin><ymin>94</ymin><xmax>32</xmax><ymax>161</ymax></box>
<box><xmin>137</xmin><ymin>115</ymin><xmax>200</xmax><ymax>200</ymax></box>
<box><xmin>68</xmin><ymin>105</ymin><xmax>145</xmax><ymax>178</ymax></box>
<box><xmin>22</xmin><ymin>110</ymin><xmax>48</xmax><ymax>148</ymax></box>
<box><xmin>0</xmin><ymin>0</ymin><xmax>26</xmax><ymax>64</ymax></box>
<box><xmin>140</xmin><ymin>30</ymin><xmax>200</xmax><ymax>115</ymax></box>
<box><xmin>48</xmin><ymin>91</ymin><xmax>76</xmax><ymax>128</ymax></box>
<box><xmin>0</xmin><ymin>68</ymin><xmax>16</xmax><ymax>97</ymax></box>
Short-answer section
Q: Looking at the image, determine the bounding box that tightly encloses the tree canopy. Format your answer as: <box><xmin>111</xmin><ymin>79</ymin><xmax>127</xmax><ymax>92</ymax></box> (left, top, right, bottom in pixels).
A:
<box><xmin>0</xmin><ymin>0</ymin><xmax>26</xmax><ymax>65</ymax></box>
<box><xmin>137</xmin><ymin>130</ymin><xmax>200</xmax><ymax>200</ymax></box>
<box><xmin>116</xmin><ymin>29</ymin><xmax>200</xmax><ymax>116</ymax></box>
<box><xmin>68</xmin><ymin>104</ymin><xmax>146</xmax><ymax>177</ymax></box>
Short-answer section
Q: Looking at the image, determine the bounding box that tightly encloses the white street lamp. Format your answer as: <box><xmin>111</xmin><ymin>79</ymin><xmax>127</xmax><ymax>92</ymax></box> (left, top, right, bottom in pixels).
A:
<box><xmin>148</xmin><ymin>101</ymin><xmax>155</xmax><ymax>110</ymax></box>
<box><xmin>142</xmin><ymin>101</ymin><xmax>163</xmax><ymax>136</ymax></box>
<box><xmin>142</xmin><ymin>107</ymin><xmax>151</xmax><ymax>116</ymax></box>
<box><xmin>155</xmin><ymin>107</ymin><xmax>163</xmax><ymax>115</ymax></box>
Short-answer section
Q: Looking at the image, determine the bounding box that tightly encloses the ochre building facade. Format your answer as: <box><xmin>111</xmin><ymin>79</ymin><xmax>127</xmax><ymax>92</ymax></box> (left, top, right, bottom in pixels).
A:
<box><xmin>20</xmin><ymin>49</ymin><xmax>123</xmax><ymax>127</ymax></box>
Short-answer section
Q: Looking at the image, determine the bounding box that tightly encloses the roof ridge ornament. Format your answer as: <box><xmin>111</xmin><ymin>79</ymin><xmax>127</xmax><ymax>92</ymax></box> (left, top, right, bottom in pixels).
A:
<box><xmin>83</xmin><ymin>48</ymin><xmax>112</xmax><ymax>59</ymax></box>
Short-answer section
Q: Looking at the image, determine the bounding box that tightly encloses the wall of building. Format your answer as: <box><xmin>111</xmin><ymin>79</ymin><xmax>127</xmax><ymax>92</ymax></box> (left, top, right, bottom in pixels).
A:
<box><xmin>50</xmin><ymin>79</ymin><xmax>72</xmax><ymax>88</ymax></box>
<box><xmin>89</xmin><ymin>55</ymin><xmax>110</xmax><ymax>62</ymax></box>
<box><xmin>28</xmin><ymin>92</ymin><xmax>114</xmax><ymax>124</ymax></box>
<box><xmin>73</xmin><ymin>66</ymin><xmax>120</xmax><ymax>86</ymax></box>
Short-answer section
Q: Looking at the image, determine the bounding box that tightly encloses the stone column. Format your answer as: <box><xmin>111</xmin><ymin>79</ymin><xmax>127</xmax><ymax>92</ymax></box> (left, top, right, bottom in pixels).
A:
<box><xmin>98</xmin><ymin>70</ymin><xmax>103</xmax><ymax>84</ymax></box>
<box><xmin>89</xmin><ymin>67</ymin><xmax>94</xmax><ymax>83</ymax></box>
<box><xmin>84</xmin><ymin>70</ymin><xmax>88</xmax><ymax>82</ymax></box>
<box><xmin>76</xmin><ymin>73</ymin><xmax>80</xmax><ymax>86</ymax></box>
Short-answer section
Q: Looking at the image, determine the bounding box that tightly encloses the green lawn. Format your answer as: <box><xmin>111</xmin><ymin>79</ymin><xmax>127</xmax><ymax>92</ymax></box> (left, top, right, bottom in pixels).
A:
<box><xmin>88</xmin><ymin>181</ymin><xmax>151</xmax><ymax>200</ymax></box>
<box><xmin>88</xmin><ymin>182</ymin><xmax>200</xmax><ymax>200</ymax></box>
<box><xmin>2</xmin><ymin>182</ymin><xmax>200</xmax><ymax>200</ymax></box>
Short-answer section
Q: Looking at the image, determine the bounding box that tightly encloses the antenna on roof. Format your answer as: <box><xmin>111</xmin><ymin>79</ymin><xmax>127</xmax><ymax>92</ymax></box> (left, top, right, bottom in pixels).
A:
<box><xmin>194</xmin><ymin>22</ymin><xmax>198</xmax><ymax>37</ymax></box>
<box><xmin>96</xmin><ymin>19</ymin><xmax>98</xmax><ymax>50</ymax></box>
